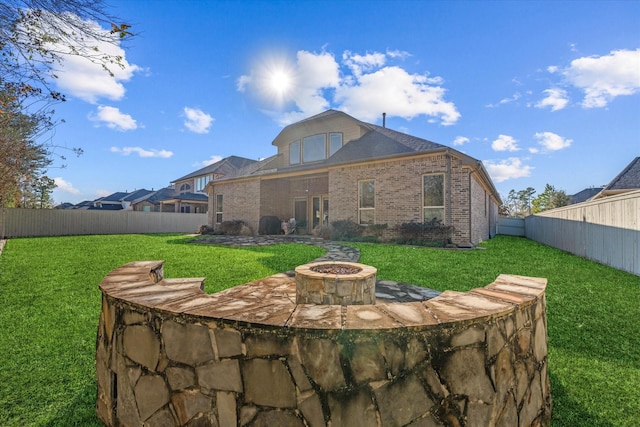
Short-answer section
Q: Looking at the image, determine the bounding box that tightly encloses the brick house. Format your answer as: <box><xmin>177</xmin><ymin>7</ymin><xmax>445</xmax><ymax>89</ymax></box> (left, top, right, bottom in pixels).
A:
<box><xmin>169</xmin><ymin>156</ymin><xmax>257</xmax><ymax>213</ymax></box>
<box><xmin>207</xmin><ymin>110</ymin><xmax>501</xmax><ymax>245</ymax></box>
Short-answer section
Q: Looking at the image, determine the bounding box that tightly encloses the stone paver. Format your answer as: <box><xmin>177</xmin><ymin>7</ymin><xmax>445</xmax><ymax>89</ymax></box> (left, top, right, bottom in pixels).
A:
<box><xmin>192</xmin><ymin>235</ymin><xmax>442</xmax><ymax>303</ymax></box>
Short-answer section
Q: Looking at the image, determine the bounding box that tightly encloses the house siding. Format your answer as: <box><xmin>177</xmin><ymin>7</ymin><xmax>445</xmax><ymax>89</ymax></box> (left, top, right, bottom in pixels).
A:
<box><xmin>328</xmin><ymin>154</ymin><xmax>473</xmax><ymax>243</ymax></box>
<box><xmin>209</xmin><ymin>180</ymin><xmax>261</xmax><ymax>233</ymax></box>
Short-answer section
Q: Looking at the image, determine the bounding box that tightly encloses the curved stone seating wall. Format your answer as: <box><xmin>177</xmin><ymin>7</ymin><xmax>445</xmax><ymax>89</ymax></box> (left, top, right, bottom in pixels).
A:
<box><xmin>96</xmin><ymin>261</ymin><xmax>551</xmax><ymax>427</ymax></box>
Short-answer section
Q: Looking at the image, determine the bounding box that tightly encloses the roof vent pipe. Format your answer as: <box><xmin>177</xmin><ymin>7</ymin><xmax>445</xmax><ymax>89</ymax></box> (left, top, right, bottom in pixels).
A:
<box><xmin>382</xmin><ymin>112</ymin><xmax>386</xmax><ymax>128</ymax></box>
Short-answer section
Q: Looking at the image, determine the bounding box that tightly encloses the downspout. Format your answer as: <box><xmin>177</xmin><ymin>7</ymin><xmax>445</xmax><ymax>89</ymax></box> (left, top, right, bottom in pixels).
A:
<box><xmin>468</xmin><ymin>165</ymin><xmax>472</xmax><ymax>243</ymax></box>
<box><xmin>445</xmin><ymin>150</ymin><xmax>452</xmax><ymax>226</ymax></box>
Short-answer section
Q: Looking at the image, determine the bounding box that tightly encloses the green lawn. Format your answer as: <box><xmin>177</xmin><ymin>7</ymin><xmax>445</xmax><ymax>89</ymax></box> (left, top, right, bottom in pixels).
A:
<box><xmin>0</xmin><ymin>234</ymin><xmax>638</xmax><ymax>426</ymax></box>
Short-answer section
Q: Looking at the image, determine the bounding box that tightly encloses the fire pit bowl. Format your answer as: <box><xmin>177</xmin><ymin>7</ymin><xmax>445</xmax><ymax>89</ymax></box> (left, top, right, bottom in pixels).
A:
<box><xmin>295</xmin><ymin>261</ymin><xmax>377</xmax><ymax>305</ymax></box>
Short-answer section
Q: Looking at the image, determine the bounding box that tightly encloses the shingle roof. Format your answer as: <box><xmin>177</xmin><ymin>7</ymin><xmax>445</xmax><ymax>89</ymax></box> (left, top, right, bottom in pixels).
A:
<box><xmin>100</xmin><ymin>192</ymin><xmax>130</xmax><ymax>202</ymax></box>
<box><xmin>327</xmin><ymin>124</ymin><xmax>445</xmax><ymax>165</ymax></box>
<box><xmin>122</xmin><ymin>189</ymin><xmax>153</xmax><ymax>202</ymax></box>
<box><xmin>172</xmin><ymin>156</ymin><xmax>257</xmax><ymax>182</ymax></box>
<box><xmin>141</xmin><ymin>187</ymin><xmax>180</xmax><ymax>204</ymax></box>
<box><xmin>570</xmin><ymin>187</ymin><xmax>603</xmax><ymax>204</ymax></box>
<box><xmin>170</xmin><ymin>192</ymin><xmax>208</xmax><ymax>202</ymax></box>
<box><xmin>603</xmin><ymin>157</ymin><xmax>640</xmax><ymax>191</ymax></box>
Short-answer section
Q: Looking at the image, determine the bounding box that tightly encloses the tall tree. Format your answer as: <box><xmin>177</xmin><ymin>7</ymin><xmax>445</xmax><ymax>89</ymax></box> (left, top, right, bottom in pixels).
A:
<box><xmin>501</xmin><ymin>187</ymin><xmax>537</xmax><ymax>217</ymax></box>
<box><xmin>0</xmin><ymin>84</ymin><xmax>52</xmax><ymax>207</ymax></box>
<box><xmin>0</xmin><ymin>0</ymin><xmax>131</xmax><ymax>206</ymax></box>
<box><xmin>532</xmin><ymin>184</ymin><xmax>571</xmax><ymax>213</ymax></box>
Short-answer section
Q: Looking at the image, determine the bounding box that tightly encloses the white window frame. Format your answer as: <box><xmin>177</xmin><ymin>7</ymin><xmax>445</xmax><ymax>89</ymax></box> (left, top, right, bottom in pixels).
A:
<box><xmin>196</xmin><ymin>175</ymin><xmax>210</xmax><ymax>192</ymax></box>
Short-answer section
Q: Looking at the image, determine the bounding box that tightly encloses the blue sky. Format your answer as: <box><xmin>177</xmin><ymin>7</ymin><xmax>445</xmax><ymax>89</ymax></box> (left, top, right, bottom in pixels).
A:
<box><xmin>47</xmin><ymin>0</ymin><xmax>640</xmax><ymax>204</ymax></box>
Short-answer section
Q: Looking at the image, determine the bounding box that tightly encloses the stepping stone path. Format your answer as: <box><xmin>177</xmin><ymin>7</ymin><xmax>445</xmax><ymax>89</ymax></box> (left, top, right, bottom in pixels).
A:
<box><xmin>192</xmin><ymin>235</ymin><xmax>442</xmax><ymax>302</ymax></box>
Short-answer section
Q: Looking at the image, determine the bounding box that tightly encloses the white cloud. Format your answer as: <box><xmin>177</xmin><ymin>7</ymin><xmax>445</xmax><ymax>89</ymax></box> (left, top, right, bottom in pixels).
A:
<box><xmin>534</xmin><ymin>131</ymin><xmax>572</xmax><ymax>151</ymax></box>
<box><xmin>453</xmin><ymin>136</ymin><xmax>469</xmax><ymax>146</ymax></box>
<box><xmin>183</xmin><ymin>107</ymin><xmax>214</xmax><ymax>134</ymax></box>
<box><xmin>95</xmin><ymin>189</ymin><xmax>112</xmax><ymax>198</ymax></box>
<box><xmin>53</xmin><ymin>177</ymin><xmax>80</xmax><ymax>194</ymax></box>
<box><xmin>343</xmin><ymin>50</ymin><xmax>387</xmax><ymax>76</ymax></box>
<box><xmin>562</xmin><ymin>48</ymin><xmax>640</xmax><ymax>108</ymax></box>
<box><xmin>491</xmin><ymin>134</ymin><xmax>520</xmax><ymax>152</ymax></box>
<box><xmin>484</xmin><ymin>158</ymin><xmax>533</xmax><ymax>182</ymax></box>
<box><xmin>535</xmin><ymin>88</ymin><xmax>569</xmax><ymax>111</ymax></box>
<box><xmin>36</xmin><ymin>12</ymin><xmax>140</xmax><ymax>103</ymax></box>
<box><xmin>89</xmin><ymin>106</ymin><xmax>137</xmax><ymax>131</ymax></box>
<box><xmin>487</xmin><ymin>92</ymin><xmax>521</xmax><ymax>108</ymax></box>
<box><xmin>110</xmin><ymin>146</ymin><xmax>173</xmax><ymax>158</ymax></box>
<box><xmin>238</xmin><ymin>49</ymin><xmax>460</xmax><ymax>126</ymax></box>
<box><xmin>336</xmin><ymin>64</ymin><xmax>459</xmax><ymax>125</ymax></box>
<box><xmin>195</xmin><ymin>155</ymin><xmax>224</xmax><ymax>168</ymax></box>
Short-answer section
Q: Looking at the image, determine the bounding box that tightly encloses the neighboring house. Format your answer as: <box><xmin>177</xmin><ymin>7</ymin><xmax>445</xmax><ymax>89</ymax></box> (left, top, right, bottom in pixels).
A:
<box><xmin>207</xmin><ymin>110</ymin><xmax>502</xmax><ymax>245</ymax></box>
<box><xmin>90</xmin><ymin>192</ymin><xmax>129</xmax><ymax>210</ymax></box>
<box><xmin>121</xmin><ymin>189</ymin><xmax>154</xmax><ymax>210</ymax></box>
<box><xmin>169</xmin><ymin>156</ymin><xmax>258</xmax><ymax>214</ymax></box>
<box><xmin>593</xmin><ymin>157</ymin><xmax>640</xmax><ymax>199</ymax></box>
<box><xmin>131</xmin><ymin>187</ymin><xmax>179</xmax><ymax>212</ymax></box>
<box><xmin>569</xmin><ymin>187</ymin><xmax>604</xmax><ymax>204</ymax></box>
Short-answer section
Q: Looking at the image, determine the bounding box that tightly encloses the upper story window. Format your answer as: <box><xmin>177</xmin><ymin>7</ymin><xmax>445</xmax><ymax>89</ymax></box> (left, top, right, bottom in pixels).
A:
<box><xmin>290</xmin><ymin>140</ymin><xmax>301</xmax><ymax>164</ymax></box>
<box><xmin>195</xmin><ymin>175</ymin><xmax>210</xmax><ymax>192</ymax></box>
<box><xmin>329</xmin><ymin>133</ymin><xmax>343</xmax><ymax>156</ymax></box>
<box><xmin>303</xmin><ymin>134</ymin><xmax>326</xmax><ymax>162</ymax></box>
<box><xmin>179</xmin><ymin>183</ymin><xmax>191</xmax><ymax>193</ymax></box>
<box><xmin>289</xmin><ymin>132</ymin><xmax>343</xmax><ymax>165</ymax></box>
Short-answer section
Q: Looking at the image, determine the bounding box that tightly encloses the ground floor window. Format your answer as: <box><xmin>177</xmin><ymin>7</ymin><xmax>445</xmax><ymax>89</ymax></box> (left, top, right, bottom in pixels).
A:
<box><xmin>423</xmin><ymin>174</ymin><xmax>445</xmax><ymax>222</ymax></box>
<box><xmin>358</xmin><ymin>179</ymin><xmax>375</xmax><ymax>225</ymax></box>
<box><xmin>215</xmin><ymin>194</ymin><xmax>223</xmax><ymax>223</ymax></box>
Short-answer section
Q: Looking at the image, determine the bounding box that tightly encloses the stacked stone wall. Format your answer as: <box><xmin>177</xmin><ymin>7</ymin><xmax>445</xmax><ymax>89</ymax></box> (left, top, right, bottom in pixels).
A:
<box><xmin>96</xmin><ymin>261</ymin><xmax>551</xmax><ymax>426</ymax></box>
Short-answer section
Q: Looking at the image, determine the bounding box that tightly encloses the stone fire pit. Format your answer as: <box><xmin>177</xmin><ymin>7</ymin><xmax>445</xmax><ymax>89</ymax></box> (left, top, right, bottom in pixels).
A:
<box><xmin>295</xmin><ymin>261</ymin><xmax>376</xmax><ymax>305</ymax></box>
<box><xmin>96</xmin><ymin>261</ymin><xmax>552</xmax><ymax>426</ymax></box>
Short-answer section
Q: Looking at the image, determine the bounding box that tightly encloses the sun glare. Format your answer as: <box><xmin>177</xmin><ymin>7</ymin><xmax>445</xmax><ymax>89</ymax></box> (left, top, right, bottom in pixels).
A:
<box><xmin>269</xmin><ymin>70</ymin><xmax>291</xmax><ymax>95</ymax></box>
<box><xmin>256</xmin><ymin>53</ymin><xmax>295</xmax><ymax>105</ymax></box>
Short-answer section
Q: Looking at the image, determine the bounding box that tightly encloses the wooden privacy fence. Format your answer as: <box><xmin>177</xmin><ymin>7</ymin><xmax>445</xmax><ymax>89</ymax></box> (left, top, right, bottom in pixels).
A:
<box><xmin>497</xmin><ymin>216</ymin><xmax>525</xmax><ymax>236</ymax></box>
<box><xmin>0</xmin><ymin>208</ymin><xmax>208</xmax><ymax>238</ymax></box>
<box><xmin>524</xmin><ymin>191</ymin><xmax>640</xmax><ymax>276</ymax></box>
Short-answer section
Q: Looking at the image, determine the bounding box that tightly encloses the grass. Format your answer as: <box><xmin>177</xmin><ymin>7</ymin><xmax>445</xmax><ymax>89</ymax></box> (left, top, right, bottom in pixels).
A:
<box><xmin>0</xmin><ymin>234</ymin><xmax>638</xmax><ymax>426</ymax></box>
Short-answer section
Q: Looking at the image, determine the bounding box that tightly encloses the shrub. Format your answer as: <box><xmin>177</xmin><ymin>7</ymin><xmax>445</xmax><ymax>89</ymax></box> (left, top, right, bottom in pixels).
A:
<box><xmin>218</xmin><ymin>220</ymin><xmax>253</xmax><ymax>236</ymax></box>
<box><xmin>312</xmin><ymin>224</ymin><xmax>332</xmax><ymax>240</ymax></box>
<box><xmin>330</xmin><ymin>219</ymin><xmax>363</xmax><ymax>241</ymax></box>
<box><xmin>393</xmin><ymin>219</ymin><xmax>454</xmax><ymax>247</ymax></box>
<box><xmin>363</xmin><ymin>223</ymin><xmax>388</xmax><ymax>238</ymax></box>
<box><xmin>197</xmin><ymin>225</ymin><xmax>216</xmax><ymax>235</ymax></box>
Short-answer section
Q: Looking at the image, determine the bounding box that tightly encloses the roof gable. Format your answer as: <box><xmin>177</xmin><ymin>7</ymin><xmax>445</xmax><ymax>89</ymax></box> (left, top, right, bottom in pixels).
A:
<box><xmin>271</xmin><ymin>110</ymin><xmax>370</xmax><ymax>148</ymax></box>
<box><xmin>604</xmin><ymin>157</ymin><xmax>640</xmax><ymax>191</ymax></box>
<box><xmin>172</xmin><ymin>155</ymin><xmax>257</xmax><ymax>182</ymax></box>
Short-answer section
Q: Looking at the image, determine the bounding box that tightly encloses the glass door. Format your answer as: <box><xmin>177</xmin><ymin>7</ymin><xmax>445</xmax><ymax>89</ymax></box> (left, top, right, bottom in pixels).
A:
<box><xmin>312</xmin><ymin>197</ymin><xmax>321</xmax><ymax>230</ymax></box>
<box><xmin>294</xmin><ymin>198</ymin><xmax>308</xmax><ymax>233</ymax></box>
<box><xmin>322</xmin><ymin>196</ymin><xmax>329</xmax><ymax>226</ymax></box>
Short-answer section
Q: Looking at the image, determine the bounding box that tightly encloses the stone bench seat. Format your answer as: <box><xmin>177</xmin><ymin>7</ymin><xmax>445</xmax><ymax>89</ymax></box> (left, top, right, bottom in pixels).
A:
<box><xmin>96</xmin><ymin>260</ymin><xmax>551</xmax><ymax>427</ymax></box>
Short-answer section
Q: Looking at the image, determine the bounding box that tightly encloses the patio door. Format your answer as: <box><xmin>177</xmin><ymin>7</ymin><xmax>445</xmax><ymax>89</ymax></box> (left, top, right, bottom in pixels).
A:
<box><xmin>294</xmin><ymin>196</ymin><xmax>328</xmax><ymax>233</ymax></box>
<box><xmin>294</xmin><ymin>198</ymin><xmax>308</xmax><ymax>233</ymax></box>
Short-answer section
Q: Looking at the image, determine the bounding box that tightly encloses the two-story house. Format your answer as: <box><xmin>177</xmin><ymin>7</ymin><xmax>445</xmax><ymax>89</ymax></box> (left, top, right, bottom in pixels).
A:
<box><xmin>207</xmin><ymin>110</ymin><xmax>501</xmax><ymax>245</ymax></box>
